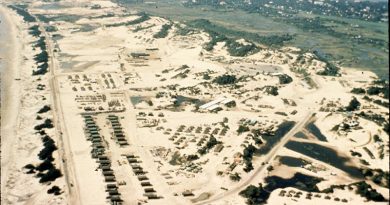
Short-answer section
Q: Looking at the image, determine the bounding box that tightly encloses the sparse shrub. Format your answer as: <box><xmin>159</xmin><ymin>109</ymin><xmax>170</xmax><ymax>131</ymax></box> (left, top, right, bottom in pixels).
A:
<box><xmin>38</xmin><ymin>136</ymin><xmax>57</xmax><ymax>161</ymax></box>
<box><xmin>39</xmin><ymin>168</ymin><xmax>62</xmax><ymax>183</ymax></box>
<box><xmin>239</xmin><ymin>183</ymin><xmax>269</xmax><ymax>204</ymax></box>
<box><xmin>36</xmin><ymin>159</ymin><xmax>54</xmax><ymax>172</ymax></box>
<box><xmin>47</xmin><ymin>186</ymin><xmax>61</xmax><ymax>195</ymax></box>
<box><xmin>153</xmin><ymin>23</ymin><xmax>172</xmax><ymax>38</ymax></box>
<box><xmin>230</xmin><ymin>172</ymin><xmax>241</xmax><ymax>181</ymax></box>
<box><xmin>37</xmin><ymin>105</ymin><xmax>51</xmax><ymax>114</ymax></box>
<box><xmin>345</xmin><ymin>97</ymin><xmax>360</xmax><ymax>111</ymax></box>
<box><xmin>351</xmin><ymin>88</ymin><xmax>366</xmax><ymax>94</ymax></box>
<box><xmin>278</xmin><ymin>74</ymin><xmax>293</xmax><ymax>84</ymax></box>
<box><xmin>214</xmin><ymin>74</ymin><xmax>237</xmax><ymax>85</ymax></box>
<box><xmin>263</xmin><ymin>86</ymin><xmax>278</xmax><ymax>96</ymax></box>
<box><xmin>373</xmin><ymin>135</ymin><xmax>382</xmax><ymax>143</ymax></box>
<box><xmin>34</xmin><ymin>119</ymin><xmax>54</xmax><ymax>130</ymax></box>
<box><xmin>186</xmin><ymin>154</ymin><xmax>199</xmax><ymax>161</ymax></box>
<box><xmin>237</xmin><ymin>125</ymin><xmax>250</xmax><ymax>134</ymax></box>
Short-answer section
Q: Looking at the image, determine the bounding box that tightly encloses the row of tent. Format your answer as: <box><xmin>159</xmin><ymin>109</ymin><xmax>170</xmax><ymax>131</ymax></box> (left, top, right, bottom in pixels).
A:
<box><xmin>107</xmin><ymin>115</ymin><xmax>129</xmax><ymax>147</ymax></box>
<box><xmin>83</xmin><ymin>115</ymin><xmax>123</xmax><ymax>204</ymax></box>
<box><xmin>126</xmin><ymin>155</ymin><xmax>160</xmax><ymax>200</ymax></box>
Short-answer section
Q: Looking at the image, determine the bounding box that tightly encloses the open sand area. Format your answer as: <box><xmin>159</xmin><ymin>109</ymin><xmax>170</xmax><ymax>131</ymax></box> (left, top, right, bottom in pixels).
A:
<box><xmin>1</xmin><ymin>0</ymin><xmax>389</xmax><ymax>205</ymax></box>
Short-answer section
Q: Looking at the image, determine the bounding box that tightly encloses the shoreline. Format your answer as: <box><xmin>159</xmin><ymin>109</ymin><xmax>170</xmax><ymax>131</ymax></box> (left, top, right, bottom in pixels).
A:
<box><xmin>1</xmin><ymin>5</ymin><xmax>68</xmax><ymax>204</ymax></box>
<box><xmin>0</xmin><ymin>5</ymin><xmax>23</xmax><ymax>202</ymax></box>
<box><xmin>0</xmin><ymin>1</ymin><xmax>388</xmax><ymax>204</ymax></box>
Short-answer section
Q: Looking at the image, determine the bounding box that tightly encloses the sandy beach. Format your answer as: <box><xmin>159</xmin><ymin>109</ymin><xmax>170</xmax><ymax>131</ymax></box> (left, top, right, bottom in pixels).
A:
<box><xmin>1</xmin><ymin>5</ymin><xmax>66</xmax><ymax>204</ymax></box>
<box><xmin>0</xmin><ymin>5</ymin><xmax>22</xmax><ymax>203</ymax></box>
<box><xmin>0</xmin><ymin>1</ymin><xmax>388</xmax><ymax>205</ymax></box>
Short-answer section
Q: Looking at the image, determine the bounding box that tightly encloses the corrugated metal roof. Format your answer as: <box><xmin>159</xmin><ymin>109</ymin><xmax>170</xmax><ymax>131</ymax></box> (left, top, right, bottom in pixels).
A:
<box><xmin>199</xmin><ymin>97</ymin><xmax>226</xmax><ymax>109</ymax></box>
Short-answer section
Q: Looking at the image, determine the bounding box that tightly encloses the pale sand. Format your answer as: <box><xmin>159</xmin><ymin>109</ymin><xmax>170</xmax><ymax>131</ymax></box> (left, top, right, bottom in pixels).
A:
<box><xmin>0</xmin><ymin>5</ymin><xmax>22</xmax><ymax>203</ymax></box>
<box><xmin>1</xmin><ymin>5</ymin><xmax>66</xmax><ymax>205</ymax></box>
<box><xmin>1</xmin><ymin>0</ymin><xmax>388</xmax><ymax>204</ymax></box>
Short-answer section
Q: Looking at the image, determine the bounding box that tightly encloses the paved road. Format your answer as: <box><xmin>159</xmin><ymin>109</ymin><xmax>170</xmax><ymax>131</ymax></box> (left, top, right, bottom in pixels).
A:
<box><xmin>196</xmin><ymin>111</ymin><xmax>314</xmax><ymax>205</ymax></box>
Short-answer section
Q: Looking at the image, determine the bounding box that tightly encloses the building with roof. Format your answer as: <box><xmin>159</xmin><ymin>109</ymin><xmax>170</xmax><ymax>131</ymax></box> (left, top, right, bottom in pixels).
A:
<box><xmin>199</xmin><ymin>97</ymin><xmax>236</xmax><ymax>112</ymax></box>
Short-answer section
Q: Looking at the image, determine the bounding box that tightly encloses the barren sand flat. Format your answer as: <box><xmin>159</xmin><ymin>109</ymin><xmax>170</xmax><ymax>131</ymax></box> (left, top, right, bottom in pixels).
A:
<box><xmin>0</xmin><ymin>5</ymin><xmax>21</xmax><ymax>202</ymax></box>
<box><xmin>1</xmin><ymin>0</ymin><xmax>389</xmax><ymax>205</ymax></box>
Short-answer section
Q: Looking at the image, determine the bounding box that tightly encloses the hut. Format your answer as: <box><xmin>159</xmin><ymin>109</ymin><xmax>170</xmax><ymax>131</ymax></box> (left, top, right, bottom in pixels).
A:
<box><xmin>93</xmin><ymin>148</ymin><xmax>105</xmax><ymax>154</ymax></box>
<box><xmin>144</xmin><ymin>188</ymin><xmax>155</xmax><ymax>193</ymax></box>
<box><xmin>84</xmin><ymin>118</ymin><xmax>93</xmax><ymax>121</ymax></box>
<box><xmin>86</xmin><ymin>124</ymin><xmax>97</xmax><ymax>128</ymax></box>
<box><xmin>116</xmin><ymin>135</ymin><xmax>126</xmax><ymax>141</ymax></box>
<box><xmin>114</xmin><ymin>130</ymin><xmax>123</xmax><ymax>134</ymax></box>
<box><xmin>118</xmin><ymin>141</ymin><xmax>128</xmax><ymax>146</ymax></box>
<box><xmin>131</xmin><ymin>165</ymin><xmax>142</xmax><ymax>169</ymax></box>
<box><xmin>117</xmin><ymin>139</ymin><xmax>127</xmax><ymax>143</ymax></box>
<box><xmin>99</xmin><ymin>160</ymin><xmax>111</xmax><ymax>165</ymax></box>
<box><xmin>137</xmin><ymin>175</ymin><xmax>148</xmax><ymax>181</ymax></box>
<box><xmin>133</xmin><ymin>169</ymin><xmax>145</xmax><ymax>175</ymax></box>
<box><xmin>143</xmin><ymin>193</ymin><xmax>158</xmax><ymax>199</ymax></box>
<box><xmin>114</xmin><ymin>134</ymin><xmax>124</xmax><ymax>139</ymax></box>
<box><xmin>98</xmin><ymin>156</ymin><xmax>109</xmax><ymax>160</ymax></box>
<box><xmin>106</xmin><ymin>184</ymin><xmax>117</xmax><ymax>189</ymax></box>
<box><xmin>104</xmin><ymin>176</ymin><xmax>116</xmax><ymax>182</ymax></box>
<box><xmin>108</xmin><ymin>190</ymin><xmax>119</xmax><ymax>195</ymax></box>
<box><xmin>92</xmin><ymin>144</ymin><xmax>104</xmax><ymax>149</ymax></box>
<box><xmin>103</xmin><ymin>171</ymin><xmax>114</xmax><ymax>176</ymax></box>
<box><xmin>85</xmin><ymin>121</ymin><xmax>95</xmax><ymax>125</ymax></box>
<box><xmin>182</xmin><ymin>191</ymin><xmax>194</xmax><ymax>197</ymax></box>
<box><xmin>88</xmin><ymin>127</ymin><xmax>98</xmax><ymax>131</ymax></box>
<box><xmin>214</xmin><ymin>144</ymin><xmax>224</xmax><ymax>153</ymax></box>
<box><xmin>92</xmin><ymin>139</ymin><xmax>102</xmax><ymax>143</ymax></box>
<box><xmin>110</xmin><ymin>195</ymin><xmax>122</xmax><ymax>202</ymax></box>
<box><xmin>140</xmin><ymin>181</ymin><xmax>152</xmax><ymax>187</ymax></box>
<box><xmin>108</xmin><ymin>115</ymin><xmax>118</xmax><ymax>120</ymax></box>
<box><xmin>127</xmin><ymin>155</ymin><xmax>136</xmax><ymax>158</ymax></box>
<box><xmin>101</xmin><ymin>166</ymin><xmax>112</xmax><ymax>171</ymax></box>
<box><xmin>91</xmin><ymin>134</ymin><xmax>101</xmax><ymax>139</ymax></box>
<box><xmin>110</xmin><ymin>119</ymin><xmax>120</xmax><ymax>123</ymax></box>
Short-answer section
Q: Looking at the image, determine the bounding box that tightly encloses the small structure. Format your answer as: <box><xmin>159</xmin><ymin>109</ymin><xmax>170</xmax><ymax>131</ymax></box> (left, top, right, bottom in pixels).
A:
<box><xmin>199</xmin><ymin>98</ymin><xmax>226</xmax><ymax>110</ymax></box>
<box><xmin>104</xmin><ymin>176</ymin><xmax>116</xmax><ymax>182</ymax></box>
<box><xmin>140</xmin><ymin>181</ymin><xmax>152</xmax><ymax>187</ymax></box>
<box><xmin>143</xmin><ymin>193</ymin><xmax>158</xmax><ymax>199</ymax></box>
<box><xmin>103</xmin><ymin>171</ymin><xmax>114</xmax><ymax>176</ymax></box>
<box><xmin>182</xmin><ymin>190</ymin><xmax>194</xmax><ymax>197</ymax></box>
<box><xmin>128</xmin><ymin>159</ymin><xmax>138</xmax><ymax>163</ymax></box>
<box><xmin>214</xmin><ymin>144</ymin><xmax>224</xmax><ymax>153</ymax></box>
<box><xmin>221</xmin><ymin>99</ymin><xmax>236</xmax><ymax>108</ymax></box>
<box><xmin>101</xmin><ymin>166</ymin><xmax>112</xmax><ymax>171</ymax></box>
<box><xmin>207</xmin><ymin>104</ymin><xmax>222</xmax><ymax>112</ymax></box>
<box><xmin>138</xmin><ymin>175</ymin><xmax>148</xmax><ymax>181</ymax></box>
<box><xmin>144</xmin><ymin>188</ymin><xmax>156</xmax><ymax>193</ymax></box>
<box><xmin>130</xmin><ymin>52</ymin><xmax>150</xmax><ymax>58</ymax></box>
<box><xmin>110</xmin><ymin>195</ymin><xmax>122</xmax><ymax>202</ymax></box>
<box><xmin>270</xmin><ymin>72</ymin><xmax>284</xmax><ymax>76</ymax></box>
<box><xmin>108</xmin><ymin>190</ymin><xmax>119</xmax><ymax>195</ymax></box>
<box><xmin>106</xmin><ymin>184</ymin><xmax>117</xmax><ymax>189</ymax></box>
<box><xmin>199</xmin><ymin>97</ymin><xmax>235</xmax><ymax>112</ymax></box>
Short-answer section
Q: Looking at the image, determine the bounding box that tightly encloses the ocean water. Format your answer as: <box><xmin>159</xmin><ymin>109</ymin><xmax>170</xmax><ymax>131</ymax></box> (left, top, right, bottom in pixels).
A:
<box><xmin>0</xmin><ymin>10</ymin><xmax>11</xmax><ymax>74</ymax></box>
<box><xmin>0</xmin><ymin>9</ymin><xmax>12</xmax><ymax>103</ymax></box>
<box><xmin>0</xmin><ymin>13</ymin><xmax>4</xmax><ymax>73</ymax></box>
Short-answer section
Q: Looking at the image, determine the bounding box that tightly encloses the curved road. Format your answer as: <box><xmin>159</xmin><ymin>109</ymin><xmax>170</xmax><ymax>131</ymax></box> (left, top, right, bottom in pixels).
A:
<box><xmin>196</xmin><ymin>111</ymin><xmax>314</xmax><ymax>205</ymax></box>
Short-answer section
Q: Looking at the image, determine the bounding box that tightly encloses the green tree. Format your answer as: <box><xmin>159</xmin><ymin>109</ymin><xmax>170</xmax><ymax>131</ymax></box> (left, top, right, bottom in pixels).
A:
<box><xmin>345</xmin><ymin>97</ymin><xmax>360</xmax><ymax>111</ymax></box>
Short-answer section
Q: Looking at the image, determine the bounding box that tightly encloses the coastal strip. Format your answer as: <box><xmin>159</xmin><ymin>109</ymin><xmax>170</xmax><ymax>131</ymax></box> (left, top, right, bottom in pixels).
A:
<box><xmin>0</xmin><ymin>5</ymin><xmax>22</xmax><ymax>203</ymax></box>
